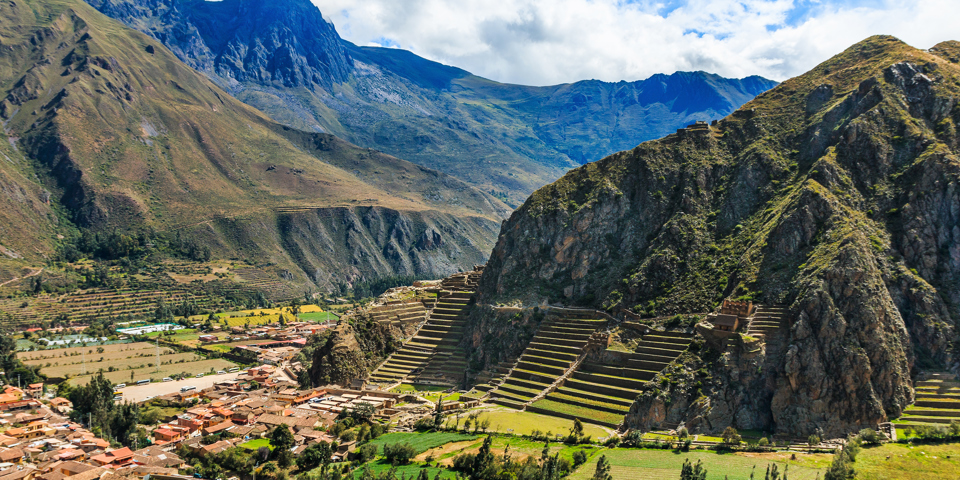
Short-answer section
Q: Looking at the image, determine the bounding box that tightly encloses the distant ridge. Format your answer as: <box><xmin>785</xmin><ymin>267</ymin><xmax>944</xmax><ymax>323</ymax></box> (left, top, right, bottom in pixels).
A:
<box><xmin>86</xmin><ymin>0</ymin><xmax>778</xmax><ymax>205</ymax></box>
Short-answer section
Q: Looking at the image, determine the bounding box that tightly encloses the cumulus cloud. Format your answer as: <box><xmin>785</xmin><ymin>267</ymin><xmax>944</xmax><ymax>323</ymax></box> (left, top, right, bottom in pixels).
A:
<box><xmin>311</xmin><ymin>0</ymin><xmax>960</xmax><ymax>86</ymax></box>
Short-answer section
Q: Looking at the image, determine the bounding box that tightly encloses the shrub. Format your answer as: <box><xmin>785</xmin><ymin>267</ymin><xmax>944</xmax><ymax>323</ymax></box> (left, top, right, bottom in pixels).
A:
<box><xmin>858</xmin><ymin>428</ymin><xmax>882</xmax><ymax>445</ymax></box>
<box><xmin>383</xmin><ymin>442</ymin><xmax>416</xmax><ymax>466</ymax></box>
<box><xmin>721</xmin><ymin>427</ymin><xmax>741</xmax><ymax>445</ymax></box>
<box><xmin>572</xmin><ymin>449</ymin><xmax>588</xmax><ymax>467</ymax></box>
<box><xmin>354</xmin><ymin>444</ymin><xmax>377</xmax><ymax>464</ymax></box>
<box><xmin>678</xmin><ymin>427</ymin><xmax>689</xmax><ymax>439</ymax></box>
<box><xmin>808</xmin><ymin>434</ymin><xmax>821</xmax><ymax>447</ymax></box>
<box><xmin>758</xmin><ymin>437</ymin><xmax>769</xmax><ymax>446</ymax></box>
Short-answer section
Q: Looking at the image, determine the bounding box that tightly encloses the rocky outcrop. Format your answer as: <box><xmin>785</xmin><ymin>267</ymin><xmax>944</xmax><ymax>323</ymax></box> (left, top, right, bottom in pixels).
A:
<box><xmin>306</xmin><ymin>316</ymin><xmax>400</xmax><ymax>387</ymax></box>
<box><xmin>478</xmin><ymin>36</ymin><xmax>960</xmax><ymax>437</ymax></box>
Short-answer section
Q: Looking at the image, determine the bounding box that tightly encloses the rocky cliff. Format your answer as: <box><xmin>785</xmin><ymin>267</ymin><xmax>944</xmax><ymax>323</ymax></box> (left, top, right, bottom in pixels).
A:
<box><xmin>478</xmin><ymin>36</ymin><xmax>960</xmax><ymax>436</ymax></box>
<box><xmin>85</xmin><ymin>0</ymin><xmax>777</xmax><ymax>205</ymax></box>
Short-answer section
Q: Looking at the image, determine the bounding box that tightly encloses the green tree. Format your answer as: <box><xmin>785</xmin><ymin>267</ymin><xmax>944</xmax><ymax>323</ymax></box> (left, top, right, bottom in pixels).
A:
<box><xmin>269</xmin><ymin>424</ymin><xmax>295</xmax><ymax>460</ymax></box>
<box><xmin>592</xmin><ymin>455</ymin><xmax>613</xmax><ymax>480</ymax></box>
<box><xmin>722</xmin><ymin>426</ymin><xmax>742</xmax><ymax>445</ymax></box>
<box><xmin>680</xmin><ymin>459</ymin><xmax>707</xmax><ymax>480</ymax></box>
<box><xmin>571</xmin><ymin>418</ymin><xmax>584</xmax><ymax>438</ymax></box>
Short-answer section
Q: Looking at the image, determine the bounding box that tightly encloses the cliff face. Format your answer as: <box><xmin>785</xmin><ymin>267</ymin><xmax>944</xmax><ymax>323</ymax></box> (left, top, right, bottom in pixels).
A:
<box><xmin>306</xmin><ymin>317</ymin><xmax>400</xmax><ymax>386</ymax></box>
<box><xmin>478</xmin><ymin>36</ymin><xmax>960</xmax><ymax>436</ymax></box>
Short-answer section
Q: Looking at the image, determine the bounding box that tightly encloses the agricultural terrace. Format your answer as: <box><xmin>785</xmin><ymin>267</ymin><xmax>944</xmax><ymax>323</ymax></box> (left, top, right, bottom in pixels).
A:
<box><xmin>187</xmin><ymin>305</ymin><xmax>325</xmax><ymax>324</ymax></box>
<box><xmin>568</xmin><ymin>448</ymin><xmax>829</xmax><ymax>480</ymax></box>
<box><xmin>17</xmin><ymin>341</ymin><xmax>238</xmax><ymax>385</ymax></box>
<box><xmin>442</xmin><ymin>408</ymin><xmax>611</xmax><ymax>439</ymax></box>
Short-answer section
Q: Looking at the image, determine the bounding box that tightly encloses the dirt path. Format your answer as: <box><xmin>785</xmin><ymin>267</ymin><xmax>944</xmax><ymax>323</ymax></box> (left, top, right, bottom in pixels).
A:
<box><xmin>0</xmin><ymin>267</ymin><xmax>44</xmax><ymax>287</ymax></box>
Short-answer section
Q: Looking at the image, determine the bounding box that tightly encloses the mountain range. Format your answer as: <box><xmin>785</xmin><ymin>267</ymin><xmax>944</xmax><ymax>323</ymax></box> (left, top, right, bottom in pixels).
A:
<box><xmin>0</xmin><ymin>0</ymin><xmax>506</xmax><ymax>288</ymax></box>
<box><xmin>84</xmin><ymin>0</ymin><xmax>778</xmax><ymax>206</ymax></box>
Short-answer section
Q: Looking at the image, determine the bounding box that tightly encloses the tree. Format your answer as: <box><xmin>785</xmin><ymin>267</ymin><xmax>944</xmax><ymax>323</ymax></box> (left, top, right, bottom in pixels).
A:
<box><xmin>571</xmin><ymin>418</ymin><xmax>584</xmax><ymax>438</ymax></box>
<box><xmin>592</xmin><ymin>455</ymin><xmax>613</xmax><ymax>480</ymax></box>
<box><xmin>383</xmin><ymin>443</ymin><xmax>415</xmax><ymax>466</ymax></box>
<box><xmin>572</xmin><ymin>450</ymin><xmax>588</xmax><ymax>467</ymax></box>
<box><xmin>808</xmin><ymin>434</ymin><xmax>821</xmax><ymax>447</ymax></box>
<box><xmin>680</xmin><ymin>459</ymin><xmax>707</xmax><ymax>480</ymax></box>
<box><xmin>269</xmin><ymin>424</ymin><xmax>295</xmax><ymax>460</ymax></box>
<box><xmin>354</xmin><ymin>444</ymin><xmax>377</xmax><ymax>464</ymax></box>
<box><xmin>722</xmin><ymin>426</ymin><xmax>741</xmax><ymax>445</ymax></box>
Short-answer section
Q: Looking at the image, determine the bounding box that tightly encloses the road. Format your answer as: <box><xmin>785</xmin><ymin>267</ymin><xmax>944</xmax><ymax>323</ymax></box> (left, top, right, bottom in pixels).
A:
<box><xmin>117</xmin><ymin>371</ymin><xmax>239</xmax><ymax>403</ymax></box>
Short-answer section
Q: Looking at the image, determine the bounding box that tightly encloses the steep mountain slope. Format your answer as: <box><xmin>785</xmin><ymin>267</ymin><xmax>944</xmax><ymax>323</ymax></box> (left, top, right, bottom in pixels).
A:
<box><xmin>84</xmin><ymin>0</ymin><xmax>777</xmax><ymax>205</ymax></box>
<box><xmin>478</xmin><ymin>36</ymin><xmax>960</xmax><ymax>435</ymax></box>
<box><xmin>0</xmin><ymin>0</ymin><xmax>507</xmax><ymax>288</ymax></box>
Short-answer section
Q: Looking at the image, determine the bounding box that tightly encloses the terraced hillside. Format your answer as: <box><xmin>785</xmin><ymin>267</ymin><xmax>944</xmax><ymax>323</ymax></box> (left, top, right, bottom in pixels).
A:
<box><xmin>488</xmin><ymin>314</ymin><xmax>605</xmax><ymax>409</ymax></box>
<box><xmin>367</xmin><ymin>301</ymin><xmax>427</xmax><ymax>332</ymax></box>
<box><xmin>367</xmin><ymin>292</ymin><xmax>472</xmax><ymax>386</ymax></box>
<box><xmin>746</xmin><ymin>305</ymin><xmax>789</xmax><ymax>339</ymax></box>
<box><xmin>895</xmin><ymin>373</ymin><xmax>960</xmax><ymax>431</ymax></box>
<box><xmin>533</xmin><ymin>330</ymin><xmax>694</xmax><ymax>427</ymax></box>
<box><xmin>0</xmin><ymin>286</ymin><xmax>235</xmax><ymax>329</ymax></box>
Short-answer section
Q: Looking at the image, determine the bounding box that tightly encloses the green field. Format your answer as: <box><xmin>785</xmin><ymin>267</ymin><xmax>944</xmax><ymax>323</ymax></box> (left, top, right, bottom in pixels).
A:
<box><xmin>530</xmin><ymin>398</ymin><xmax>626</xmax><ymax>426</ymax></box>
<box><xmin>365</xmin><ymin>432</ymin><xmax>479</xmax><ymax>456</ymax></box>
<box><xmin>352</xmin><ymin>461</ymin><xmax>456</xmax><ymax>479</ymax></box>
<box><xmin>469</xmin><ymin>409</ymin><xmax>611</xmax><ymax>439</ymax></box>
<box><xmin>240</xmin><ymin>439</ymin><xmax>273</xmax><ymax>450</ymax></box>
<box><xmin>297</xmin><ymin>312</ymin><xmax>335</xmax><ymax>322</ymax></box>
<box><xmin>855</xmin><ymin>442</ymin><xmax>960</xmax><ymax>479</ymax></box>
<box><xmin>568</xmin><ymin>448</ymin><xmax>828</xmax><ymax>480</ymax></box>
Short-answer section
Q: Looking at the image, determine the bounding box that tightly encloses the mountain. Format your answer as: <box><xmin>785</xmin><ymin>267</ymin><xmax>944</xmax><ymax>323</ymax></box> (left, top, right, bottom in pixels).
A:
<box><xmin>0</xmin><ymin>0</ymin><xmax>508</xmax><ymax>289</ymax></box>
<box><xmin>477</xmin><ymin>36</ymin><xmax>960</xmax><ymax>436</ymax></box>
<box><xmin>84</xmin><ymin>0</ymin><xmax>778</xmax><ymax>205</ymax></box>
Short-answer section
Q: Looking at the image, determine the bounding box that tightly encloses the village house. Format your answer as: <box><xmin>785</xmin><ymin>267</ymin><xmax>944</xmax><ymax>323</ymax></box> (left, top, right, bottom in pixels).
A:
<box><xmin>90</xmin><ymin>447</ymin><xmax>135</xmax><ymax>468</ymax></box>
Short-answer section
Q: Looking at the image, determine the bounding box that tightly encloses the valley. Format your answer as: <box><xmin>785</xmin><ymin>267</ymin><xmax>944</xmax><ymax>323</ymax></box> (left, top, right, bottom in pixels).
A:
<box><xmin>0</xmin><ymin>0</ymin><xmax>954</xmax><ymax>478</ymax></box>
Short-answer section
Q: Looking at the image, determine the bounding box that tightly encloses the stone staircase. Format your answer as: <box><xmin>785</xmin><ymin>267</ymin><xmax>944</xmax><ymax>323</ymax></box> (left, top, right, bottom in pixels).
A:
<box><xmin>367</xmin><ymin>291</ymin><xmax>472</xmax><ymax>386</ymax></box>
<box><xmin>746</xmin><ymin>305</ymin><xmax>789</xmax><ymax>339</ymax></box>
<box><xmin>488</xmin><ymin>316</ymin><xmax>605</xmax><ymax>409</ymax></box>
<box><xmin>530</xmin><ymin>330</ymin><xmax>694</xmax><ymax>428</ymax></box>
<box><xmin>440</xmin><ymin>269</ymin><xmax>483</xmax><ymax>292</ymax></box>
<box><xmin>895</xmin><ymin>373</ymin><xmax>960</xmax><ymax>430</ymax></box>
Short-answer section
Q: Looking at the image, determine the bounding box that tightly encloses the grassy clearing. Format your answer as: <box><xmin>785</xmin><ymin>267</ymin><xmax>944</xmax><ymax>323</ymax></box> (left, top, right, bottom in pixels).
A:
<box><xmin>297</xmin><ymin>312</ymin><xmax>335</xmax><ymax>322</ymax></box>
<box><xmin>465</xmin><ymin>408</ymin><xmax>610</xmax><ymax>438</ymax></box>
<box><xmin>240</xmin><ymin>439</ymin><xmax>273</xmax><ymax>450</ymax></box>
<box><xmin>529</xmin><ymin>399</ymin><xmax>625</xmax><ymax>426</ymax></box>
<box><xmin>568</xmin><ymin>448</ymin><xmax>827</xmax><ymax>480</ymax></box>
<box><xmin>855</xmin><ymin>442</ymin><xmax>960</xmax><ymax>479</ymax></box>
<box><xmin>365</xmin><ymin>432</ymin><xmax>479</xmax><ymax>456</ymax></box>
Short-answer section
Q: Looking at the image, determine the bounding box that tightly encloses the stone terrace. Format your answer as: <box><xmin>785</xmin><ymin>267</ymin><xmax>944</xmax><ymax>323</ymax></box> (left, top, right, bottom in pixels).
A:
<box><xmin>488</xmin><ymin>313</ymin><xmax>605</xmax><ymax>409</ymax></box>
<box><xmin>367</xmin><ymin>291</ymin><xmax>471</xmax><ymax>386</ymax></box>
<box><xmin>531</xmin><ymin>330</ymin><xmax>693</xmax><ymax>428</ymax></box>
<box><xmin>366</xmin><ymin>301</ymin><xmax>427</xmax><ymax>330</ymax></box>
<box><xmin>895</xmin><ymin>373</ymin><xmax>960</xmax><ymax>431</ymax></box>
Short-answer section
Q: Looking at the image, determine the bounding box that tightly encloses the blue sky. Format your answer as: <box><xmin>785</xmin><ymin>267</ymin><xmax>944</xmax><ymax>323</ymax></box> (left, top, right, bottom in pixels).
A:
<box><xmin>313</xmin><ymin>0</ymin><xmax>958</xmax><ymax>85</ymax></box>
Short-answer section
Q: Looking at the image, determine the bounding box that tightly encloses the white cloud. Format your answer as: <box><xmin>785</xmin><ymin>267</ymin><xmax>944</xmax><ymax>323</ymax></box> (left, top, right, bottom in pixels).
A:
<box><xmin>312</xmin><ymin>0</ymin><xmax>960</xmax><ymax>86</ymax></box>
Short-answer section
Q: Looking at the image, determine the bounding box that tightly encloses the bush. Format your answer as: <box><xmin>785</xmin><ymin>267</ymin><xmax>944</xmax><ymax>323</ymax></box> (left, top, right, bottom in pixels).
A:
<box><xmin>677</xmin><ymin>427</ymin><xmax>689</xmax><ymax>439</ymax></box>
<box><xmin>413</xmin><ymin>416</ymin><xmax>436</xmax><ymax>431</ymax></box>
<box><xmin>858</xmin><ymin>428</ymin><xmax>882</xmax><ymax>445</ymax></box>
<box><xmin>354</xmin><ymin>444</ymin><xmax>377</xmax><ymax>464</ymax></box>
<box><xmin>603</xmin><ymin>436</ymin><xmax>620</xmax><ymax>447</ymax></box>
<box><xmin>758</xmin><ymin>437</ymin><xmax>769</xmax><ymax>446</ymax></box>
<box><xmin>722</xmin><ymin>427</ymin><xmax>741</xmax><ymax>445</ymax></box>
<box><xmin>808</xmin><ymin>434</ymin><xmax>821</xmax><ymax>447</ymax></box>
<box><xmin>572</xmin><ymin>450</ymin><xmax>588</xmax><ymax>467</ymax></box>
<box><xmin>383</xmin><ymin>442</ymin><xmax>416</xmax><ymax>466</ymax></box>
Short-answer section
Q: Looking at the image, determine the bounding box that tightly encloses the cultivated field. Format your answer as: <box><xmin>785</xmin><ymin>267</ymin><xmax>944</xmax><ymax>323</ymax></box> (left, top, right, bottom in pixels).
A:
<box><xmin>452</xmin><ymin>408</ymin><xmax>611</xmax><ymax>438</ymax></box>
<box><xmin>69</xmin><ymin>359</ymin><xmax>237</xmax><ymax>385</ymax></box>
<box><xmin>17</xmin><ymin>341</ymin><xmax>237</xmax><ymax>385</ymax></box>
<box><xmin>568</xmin><ymin>448</ymin><xmax>828</xmax><ymax>480</ymax></box>
<box><xmin>17</xmin><ymin>342</ymin><xmax>158</xmax><ymax>360</ymax></box>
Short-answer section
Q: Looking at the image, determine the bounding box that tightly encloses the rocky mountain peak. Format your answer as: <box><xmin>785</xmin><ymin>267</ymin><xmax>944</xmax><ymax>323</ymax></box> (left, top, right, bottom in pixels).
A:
<box><xmin>87</xmin><ymin>0</ymin><xmax>353</xmax><ymax>89</ymax></box>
